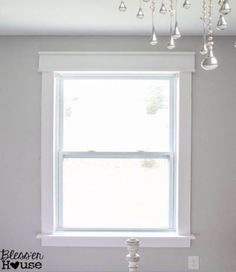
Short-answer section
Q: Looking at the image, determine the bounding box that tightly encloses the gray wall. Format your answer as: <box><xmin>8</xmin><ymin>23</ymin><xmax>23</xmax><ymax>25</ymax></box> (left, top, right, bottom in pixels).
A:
<box><xmin>0</xmin><ymin>36</ymin><xmax>236</xmax><ymax>272</ymax></box>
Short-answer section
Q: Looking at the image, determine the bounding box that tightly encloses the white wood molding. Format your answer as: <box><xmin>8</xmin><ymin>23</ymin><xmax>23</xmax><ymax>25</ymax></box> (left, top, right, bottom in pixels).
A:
<box><xmin>37</xmin><ymin>232</ymin><xmax>194</xmax><ymax>247</ymax></box>
<box><xmin>38</xmin><ymin>51</ymin><xmax>195</xmax><ymax>72</ymax></box>
<box><xmin>41</xmin><ymin>72</ymin><xmax>56</xmax><ymax>234</ymax></box>
<box><xmin>177</xmin><ymin>72</ymin><xmax>192</xmax><ymax>236</ymax></box>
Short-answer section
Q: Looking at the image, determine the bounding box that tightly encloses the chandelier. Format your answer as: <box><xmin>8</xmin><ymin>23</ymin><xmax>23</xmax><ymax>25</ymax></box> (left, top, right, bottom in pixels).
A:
<box><xmin>118</xmin><ymin>0</ymin><xmax>232</xmax><ymax>70</ymax></box>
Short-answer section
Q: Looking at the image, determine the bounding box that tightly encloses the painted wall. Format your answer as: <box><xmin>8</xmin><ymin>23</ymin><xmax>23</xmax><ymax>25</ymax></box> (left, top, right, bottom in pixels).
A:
<box><xmin>0</xmin><ymin>36</ymin><xmax>235</xmax><ymax>272</ymax></box>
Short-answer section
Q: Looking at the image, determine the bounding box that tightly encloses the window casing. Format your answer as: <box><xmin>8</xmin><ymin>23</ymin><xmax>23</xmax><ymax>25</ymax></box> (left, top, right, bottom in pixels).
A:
<box><xmin>38</xmin><ymin>51</ymin><xmax>195</xmax><ymax>247</ymax></box>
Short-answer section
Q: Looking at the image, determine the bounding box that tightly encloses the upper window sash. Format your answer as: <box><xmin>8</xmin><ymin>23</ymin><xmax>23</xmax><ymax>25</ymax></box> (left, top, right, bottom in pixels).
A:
<box><xmin>58</xmin><ymin>73</ymin><xmax>175</xmax><ymax>153</ymax></box>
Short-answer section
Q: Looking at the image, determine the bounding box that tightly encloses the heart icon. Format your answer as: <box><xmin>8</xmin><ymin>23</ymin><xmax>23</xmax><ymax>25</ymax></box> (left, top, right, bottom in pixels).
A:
<box><xmin>10</xmin><ymin>262</ymin><xmax>20</xmax><ymax>269</ymax></box>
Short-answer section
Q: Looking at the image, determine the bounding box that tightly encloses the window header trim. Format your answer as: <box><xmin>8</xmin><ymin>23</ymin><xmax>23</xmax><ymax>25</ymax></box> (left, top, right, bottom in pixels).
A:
<box><xmin>38</xmin><ymin>51</ymin><xmax>195</xmax><ymax>73</ymax></box>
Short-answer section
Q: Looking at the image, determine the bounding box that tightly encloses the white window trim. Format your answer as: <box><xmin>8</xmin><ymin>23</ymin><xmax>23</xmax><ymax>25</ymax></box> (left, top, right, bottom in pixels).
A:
<box><xmin>38</xmin><ymin>51</ymin><xmax>195</xmax><ymax>248</ymax></box>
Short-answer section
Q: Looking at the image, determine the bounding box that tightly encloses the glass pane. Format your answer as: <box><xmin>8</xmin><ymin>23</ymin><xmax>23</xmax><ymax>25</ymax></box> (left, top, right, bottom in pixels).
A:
<box><xmin>62</xmin><ymin>158</ymin><xmax>170</xmax><ymax>229</ymax></box>
<box><xmin>62</xmin><ymin>79</ymin><xmax>170</xmax><ymax>152</ymax></box>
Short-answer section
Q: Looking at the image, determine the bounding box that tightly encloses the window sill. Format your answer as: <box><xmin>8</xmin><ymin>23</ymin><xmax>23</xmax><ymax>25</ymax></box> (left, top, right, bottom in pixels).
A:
<box><xmin>37</xmin><ymin>231</ymin><xmax>195</xmax><ymax>248</ymax></box>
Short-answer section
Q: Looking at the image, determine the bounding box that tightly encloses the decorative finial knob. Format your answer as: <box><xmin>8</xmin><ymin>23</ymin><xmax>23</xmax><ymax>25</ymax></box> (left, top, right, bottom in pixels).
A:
<box><xmin>126</xmin><ymin>238</ymin><xmax>140</xmax><ymax>272</ymax></box>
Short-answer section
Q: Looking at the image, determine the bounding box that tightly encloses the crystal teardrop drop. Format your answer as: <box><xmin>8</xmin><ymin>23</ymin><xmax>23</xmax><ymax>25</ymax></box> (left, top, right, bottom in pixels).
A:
<box><xmin>201</xmin><ymin>47</ymin><xmax>218</xmax><ymax>70</ymax></box>
<box><xmin>136</xmin><ymin>7</ymin><xmax>144</xmax><ymax>19</ymax></box>
<box><xmin>183</xmin><ymin>0</ymin><xmax>191</xmax><ymax>9</ymax></box>
<box><xmin>159</xmin><ymin>3</ymin><xmax>167</xmax><ymax>14</ymax></box>
<box><xmin>216</xmin><ymin>15</ymin><xmax>227</xmax><ymax>30</ymax></box>
<box><xmin>119</xmin><ymin>1</ymin><xmax>127</xmax><ymax>12</ymax></box>
<box><xmin>150</xmin><ymin>27</ymin><xmax>158</xmax><ymax>45</ymax></box>
<box><xmin>200</xmin><ymin>43</ymin><xmax>208</xmax><ymax>55</ymax></box>
<box><xmin>219</xmin><ymin>0</ymin><xmax>231</xmax><ymax>15</ymax></box>
<box><xmin>173</xmin><ymin>22</ymin><xmax>181</xmax><ymax>39</ymax></box>
<box><xmin>167</xmin><ymin>36</ymin><xmax>176</xmax><ymax>50</ymax></box>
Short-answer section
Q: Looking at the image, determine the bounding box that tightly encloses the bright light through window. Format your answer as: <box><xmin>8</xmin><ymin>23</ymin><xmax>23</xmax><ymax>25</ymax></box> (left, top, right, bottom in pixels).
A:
<box><xmin>63</xmin><ymin>79</ymin><xmax>170</xmax><ymax>152</ymax></box>
<box><xmin>57</xmin><ymin>74</ymin><xmax>176</xmax><ymax>231</ymax></box>
<box><xmin>63</xmin><ymin>158</ymin><xmax>170</xmax><ymax>229</ymax></box>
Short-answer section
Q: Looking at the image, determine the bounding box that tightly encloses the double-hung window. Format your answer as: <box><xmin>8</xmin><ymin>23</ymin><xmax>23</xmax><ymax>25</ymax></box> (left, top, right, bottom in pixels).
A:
<box><xmin>39</xmin><ymin>52</ymin><xmax>195</xmax><ymax>247</ymax></box>
<box><xmin>58</xmin><ymin>74</ymin><xmax>175</xmax><ymax>231</ymax></box>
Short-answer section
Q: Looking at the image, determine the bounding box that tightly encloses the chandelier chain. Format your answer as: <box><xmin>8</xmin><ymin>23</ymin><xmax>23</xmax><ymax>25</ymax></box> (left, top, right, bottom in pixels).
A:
<box><xmin>207</xmin><ymin>0</ymin><xmax>214</xmax><ymax>44</ymax></box>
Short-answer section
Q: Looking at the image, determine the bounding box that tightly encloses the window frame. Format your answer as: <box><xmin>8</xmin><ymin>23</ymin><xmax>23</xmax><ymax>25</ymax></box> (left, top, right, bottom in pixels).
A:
<box><xmin>38</xmin><ymin>51</ymin><xmax>195</xmax><ymax>247</ymax></box>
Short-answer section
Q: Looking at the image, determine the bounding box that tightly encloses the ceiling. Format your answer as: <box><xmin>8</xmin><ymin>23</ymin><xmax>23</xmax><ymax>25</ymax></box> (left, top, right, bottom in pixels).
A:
<box><xmin>0</xmin><ymin>0</ymin><xmax>235</xmax><ymax>36</ymax></box>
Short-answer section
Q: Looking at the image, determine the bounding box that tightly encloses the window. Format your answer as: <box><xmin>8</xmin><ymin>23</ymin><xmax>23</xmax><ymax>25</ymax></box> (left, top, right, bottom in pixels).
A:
<box><xmin>39</xmin><ymin>52</ymin><xmax>195</xmax><ymax>247</ymax></box>
<box><xmin>58</xmin><ymin>74</ymin><xmax>175</xmax><ymax>231</ymax></box>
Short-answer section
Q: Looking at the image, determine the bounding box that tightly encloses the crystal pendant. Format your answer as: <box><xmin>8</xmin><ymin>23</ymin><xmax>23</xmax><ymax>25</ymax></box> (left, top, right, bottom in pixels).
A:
<box><xmin>136</xmin><ymin>7</ymin><xmax>144</xmax><ymax>19</ymax></box>
<box><xmin>159</xmin><ymin>3</ymin><xmax>167</xmax><ymax>14</ymax></box>
<box><xmin>218</xmin><ymin>0</ymin><xmax>223</xmax><ymax>5</ymax></box>
<box><xmin>183</xmin><ymin>0</ymin><xmax>191</xmax><ymax>9</ymax></box>
<box><xmin>217</xmin><ymin>15</ymin><xmax>227</xmax><ymax>30</ymax></box>
<box><xmin>200</xmin><ymin>43</ymin><xmax>208</xmax><ymax>55</ymax></box>
<box><xmin>150</xmin><ymin>27</ymin><xmax>158</xmax><ymax>45</ymax></box>
<box><xmin>173</xmin><ymin>22</ymin><xmax>181</xmax><ymax>39</ymax></box>
<box><xmin>201</xmin><ymin>46</ymin><xmax>218</xmax><ymax>70</ymax></box>
<box><xmin>167</xmin><ymin>36</ymin><xmax>176</xmax><ymax>50</ymax></box>
<box><xmin>219</xmin><ymin>0</ymin><xmax>231</xmax><ymax>15</ymax></box>
<box><xmin>234</xmin><ymin>41</ymin><xmax>236</xmax><ymax>48</ymax></box>
<box><xmin>119</xmin><ymin>1</ymin><xmax>127</xmax><ymax>12</ymax></box>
